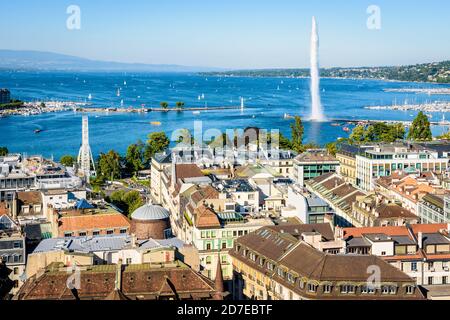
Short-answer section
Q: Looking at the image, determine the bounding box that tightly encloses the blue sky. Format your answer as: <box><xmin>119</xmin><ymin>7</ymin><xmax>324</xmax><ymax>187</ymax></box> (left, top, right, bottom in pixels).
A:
<box><xmin>0</xmin><ymin>0</ymin><xmax>449</xmax><ymax>69</ymax></box>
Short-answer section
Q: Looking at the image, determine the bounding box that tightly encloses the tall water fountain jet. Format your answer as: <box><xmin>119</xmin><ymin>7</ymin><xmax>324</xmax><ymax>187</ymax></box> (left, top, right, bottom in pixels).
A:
<box><xmin>310</xmin><ymin>16</ymin><xmax>325</xmax><ymax>121</ymax></box>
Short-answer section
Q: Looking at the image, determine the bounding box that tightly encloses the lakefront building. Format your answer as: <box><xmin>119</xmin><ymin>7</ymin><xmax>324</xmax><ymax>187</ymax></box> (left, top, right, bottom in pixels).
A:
<box><xmin>355</xmin><ymin>143</ymin><xmax>449</xmax><ymax>192</ymax></box>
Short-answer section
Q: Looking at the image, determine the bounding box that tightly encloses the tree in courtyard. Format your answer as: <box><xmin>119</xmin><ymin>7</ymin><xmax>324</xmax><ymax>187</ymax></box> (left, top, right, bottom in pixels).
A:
<box><xmin>60</xmin><ymin>155</ymin><xmax>76</xmax><ymax>167</ymax></box>
<box><xmin>108</xmin><ymin>190</ymin><xmax>143</xmax><ymax>217</ymax></box>
<box><xmin>144</xmin><ymin>132</ymin><xmax>170</xmax><ymax>165</ymax></box>
<box><xmin>408</xmin><ymin>111</ymin><xmax>432</xmax><ymax>141</ymax></box>
<box><xmin>125</xmin><ymin>140</ymin><xmax>145</xmax><ymax>176</ymax></box>
<box><xmin>290</xmin><ymin>116</ymin><xmax>304</xmax><ymax>153</ymax></box>
<box><xmin>97</xmin><ymin>150</ymin><xmax>122</xmax><ymax>181</ymax></box>
<box><xmin>0</xmin><ymin>147</ymin><xmax>8</xmax><ymax>157</ymax></box>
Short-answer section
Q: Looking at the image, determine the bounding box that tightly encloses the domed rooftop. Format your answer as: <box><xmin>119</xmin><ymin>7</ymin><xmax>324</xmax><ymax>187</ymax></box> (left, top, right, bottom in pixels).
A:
<box><xmin>131</xmin><ymin>204</ymin><xmax>170</xmax><ymax>221</ymax></box>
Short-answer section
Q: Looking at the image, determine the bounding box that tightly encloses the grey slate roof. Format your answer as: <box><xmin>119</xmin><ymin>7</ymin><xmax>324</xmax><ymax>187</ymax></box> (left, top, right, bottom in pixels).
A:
<box><xmin>33</xmin><ymin>235</ymin><xmax>185</xmax><ymax>254</ymax></box>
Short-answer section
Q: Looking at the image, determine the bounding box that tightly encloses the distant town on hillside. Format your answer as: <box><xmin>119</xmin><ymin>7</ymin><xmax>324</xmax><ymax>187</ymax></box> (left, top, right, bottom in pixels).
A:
<box><xmin>202</xmin><ymin>60</ymin><xmax>450</xmax><ymax>83</ymax></box>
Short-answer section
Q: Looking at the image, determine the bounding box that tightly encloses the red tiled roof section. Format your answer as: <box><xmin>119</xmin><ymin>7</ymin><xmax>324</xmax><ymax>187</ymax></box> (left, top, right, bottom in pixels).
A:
<box><xmin>343</xmin><ymin>224</ymin><xmax>447</xmax><ymax>238</ymax></box>
<box><xmin>194</xmin><ymin>205</ymin><xmax>221</xmax><ymax>229</ymax></box>
<box><xmin>122</xmin><ymin>268</ymin><xmax>215</xmax><ymax>296</ymax></box>
<box><xmin>17</xmin><ymin>191</ymin><xmax>42</xmax><ymax>204</ymax></box>
<box><xmin>375</xmin><ymin>204</ymin><xmax>417</xmax><ymax>219</ymax></box>
<box><xmin>59</xmin><ymin>213</ymin><xmax>131</xmax><ymax>233</ymax></box>
<box><xmin>175</xmin><ymin>164</ymin><xmax>204</xmax><ymax>180</ymax></box>
<box><xmin>16</xmin><ymin>263</ymin><xmax>216</xmax><ymax>300</ymax></box>
<box><xmin>0</xmin><ymin>203</ymin><xmax>9</xmax><ymax>215</ymax></box>
<box><xmin>191</xmin><ymin>186</ymin><xmax>219</xmax><ymax>205</ymax></box>
<box><xmin>278</xmin><ymin>242</ymin><xmax>413</xmax><ymax>282</ymax></box>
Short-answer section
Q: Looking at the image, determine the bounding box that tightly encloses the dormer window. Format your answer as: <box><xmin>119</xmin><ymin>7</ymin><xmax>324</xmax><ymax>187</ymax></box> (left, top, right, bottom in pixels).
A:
<box><xmin>341</xmin><ymin>284</ymin><xmax>355</xmax><ymax>294</ymax></box>
<box><xmin>323</xmin><ymin>284</ymin><xmax>332</xmax><ymax>293</ymax></box>
<box><xmin>299</xmin><ymin>279</ymin><xmax>305</xmax><ymax>289</ymax></box>
<box><xmin>287</xmin><ymin>273</ymin><xmax>295</xmax><ymax>284</ymax></box>
<box><xmin>406</xmin><ymin>285</ymin><xmax>415</xmax><ymax>295</ymax></box>
<box><xmin>307</xmin><ymin>283</ymin><xmax>318</xmax><ymax>293</ymax></box>
<box><xmin>277</xmin><ymin>268</ymin><xmax>285</xmax><ymax>278</ymax></box>
<box><xmin>259</xmin><ymin>257</ymin><xmax>265</xmax><ymax>267</ymax></box>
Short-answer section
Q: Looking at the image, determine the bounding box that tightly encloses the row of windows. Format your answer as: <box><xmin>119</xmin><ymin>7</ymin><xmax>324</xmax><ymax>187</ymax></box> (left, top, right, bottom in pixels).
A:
<box><xmin>201</xmin><ymin>229</ymin><xmax>249</xmax><ymax>239</ymax></box>
<box><xmin>275</xmin><ymin>279</ymin><xmax>414</xmax><ymax>296</ymax></box>
<box><xmin>64</xmin><ymin>228</ymin><xmax>127</xmax><ymax>237</ymax></box>
<box><xmin>1</xmin><ymin>254</ymin><xmax>23</xmax><ymax>264</ymax></box>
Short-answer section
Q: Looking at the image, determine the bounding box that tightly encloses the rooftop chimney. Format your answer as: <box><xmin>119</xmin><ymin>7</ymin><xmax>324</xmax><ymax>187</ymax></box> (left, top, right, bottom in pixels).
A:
<box><xmin>418</xmin><ymin>232</ymin><xmax>423</xmax><ymax>249</ymax></box>
<box><xmin>115</xmin><ymin>259</ymin><xmax>123</xmax><ymax>291</ymax></box>
<box><xmin>131</xmin><ymin>234</ymin><xmax>137</xmax><ymax>248</ymax></box>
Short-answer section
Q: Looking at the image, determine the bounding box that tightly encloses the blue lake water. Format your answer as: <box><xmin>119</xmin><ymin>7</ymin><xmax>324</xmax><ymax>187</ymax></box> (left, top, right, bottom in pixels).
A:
<box><xmin>1</xmin><ymin>71</ymin><xmax>450</xmax><ymax>159</ymax></box>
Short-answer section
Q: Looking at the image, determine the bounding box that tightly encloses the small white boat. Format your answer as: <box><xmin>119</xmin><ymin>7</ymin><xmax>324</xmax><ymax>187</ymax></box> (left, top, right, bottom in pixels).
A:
<box><xmin>193</xmin><ymin>111</ymin><xmax>200</xmax><ymax>115</ymax></box>
<box><xmin>88</xmin><ymin>94</ymin><xmax>92</xmax><ymax>100</ymax></box>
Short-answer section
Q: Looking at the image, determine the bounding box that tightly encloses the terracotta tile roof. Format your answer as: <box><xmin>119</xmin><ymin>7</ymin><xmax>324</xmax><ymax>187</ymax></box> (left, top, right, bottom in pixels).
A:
<box><xmin>234</xmin><ymin>227</ymin><xmax>298</xmax><ymax>262</ymax></box>
<box><xmin>280</xmin><ymin>242</ymin><xmax>413</xmax><ymax>282</ymax></box>
<box><xmin>321</xmin><ymin>176</ymin><xmax>345</xmax><ymax>190</ymax></box>
<box><xmin>310</xmin><ymin>172</ymin><xmax>335</xmax><ymax>184</ymax></box>
<box><xmin>0</xmin><ymin>203</ymin><xmax>8</xmax><ymax>215</ymax></box>
<box><xmin>190</xmin><ymin>186</ymin><xmax>219</xmax><ymax>205</ymax></box>
<box><xmin>17</xmin><ymin>191</ymin><xmax>42</xmax><ymax>204</ymax></box>
<box><xmin>59</xmin><ymin>213</ymin><xmax>131</xmax><ymax>234</ymax></box>
<box><xmin>267</xmin><ymin>223</ymin><xmax>335</xmax><ymax>241</ymax></box>
<box><xmin>194</xmin><ymin>205</ymin><xmax>221</xmax><ymax>229</ymax></box>
<box><xmin>175</xmin><ymin>164</ymin><xmax>204</xmax><ymax>180</ymax></box>
<box><xmin>343</xmin><ymin>224</ymin><xmax>447</xmax><ymax>238</ymax></box>
<box><xmin>15</xmin><ymin>262</ymin><xmax>217</xmax><ymax>300</ymax></box>
<box><xmin>375</xmin><ymin>204</ymin><xmax>417</xmax><ymax>219</ymax></box>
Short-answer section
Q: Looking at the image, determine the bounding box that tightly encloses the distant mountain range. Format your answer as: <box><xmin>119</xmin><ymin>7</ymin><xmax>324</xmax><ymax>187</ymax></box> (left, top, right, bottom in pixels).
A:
<box><xmin>0</xmin><ymin>50</ymin><xmax>221</xmax><ymax>72</ymax></box>
<box><xmin>202</xmin><ymin>61</ymin><xmax>450</xmax><ymax>84</ymax></box>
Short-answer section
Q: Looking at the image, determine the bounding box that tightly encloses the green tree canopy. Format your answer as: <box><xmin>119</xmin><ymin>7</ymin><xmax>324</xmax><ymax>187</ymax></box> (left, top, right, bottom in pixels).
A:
<box><xmin>408</xmin><ymin>111</ymin><xmax>432</xmax><ymax>141</ymax></box>
<box><xmin>160</xmin><ymin>101</ymin><xmax>169</xmax><ymax>109</ymax></box>
<box><xmin>349</xmin><ymin>122</ymin><xmax>405</xmax><ymax>144</ymax></box>
<box><xmin>267</xmin><ymin>132</ymin><xmax>292</xmax><ymax>150</ymax></box>
<box><xmin>349</xmin><ymin>125</ymin><xmax>366</xmax><ymax>144</ymax></box>
<box><xmin>97</xmin><ymin>150</ymin><xmax>122</xmax><ymax>180</ymax></box>
<box><xmin>144</xmin><ymin>132</ymin><xmax>170</xmax><ymax>164</ymax></box>
<box><xmin>175</xmin><ymin>101</ymin><xmax>185</xmax><ymax>109</ymax></box>
<box><xmin>60</xmin><ymin>155</ymin><xmax>76</xmax><ymax>167</ymax></box>
<box><xmin>125</xmin><ymin>141</ymin><xmax>145</xmax><ymax>175</ymax></box>
<box><xmin>108</xmin><ymin>190</ymin><xmax>143</xmax><ymax>217</ymax></box>
<box><xmin>0</xmin><ymin>147</ymin><xmax>8</xmax><ymax>156</ymax></box>
<box><xmin>290</xmin><ymin>116</ymin><xmax>304</xmax><ymax>153</ymax></box>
